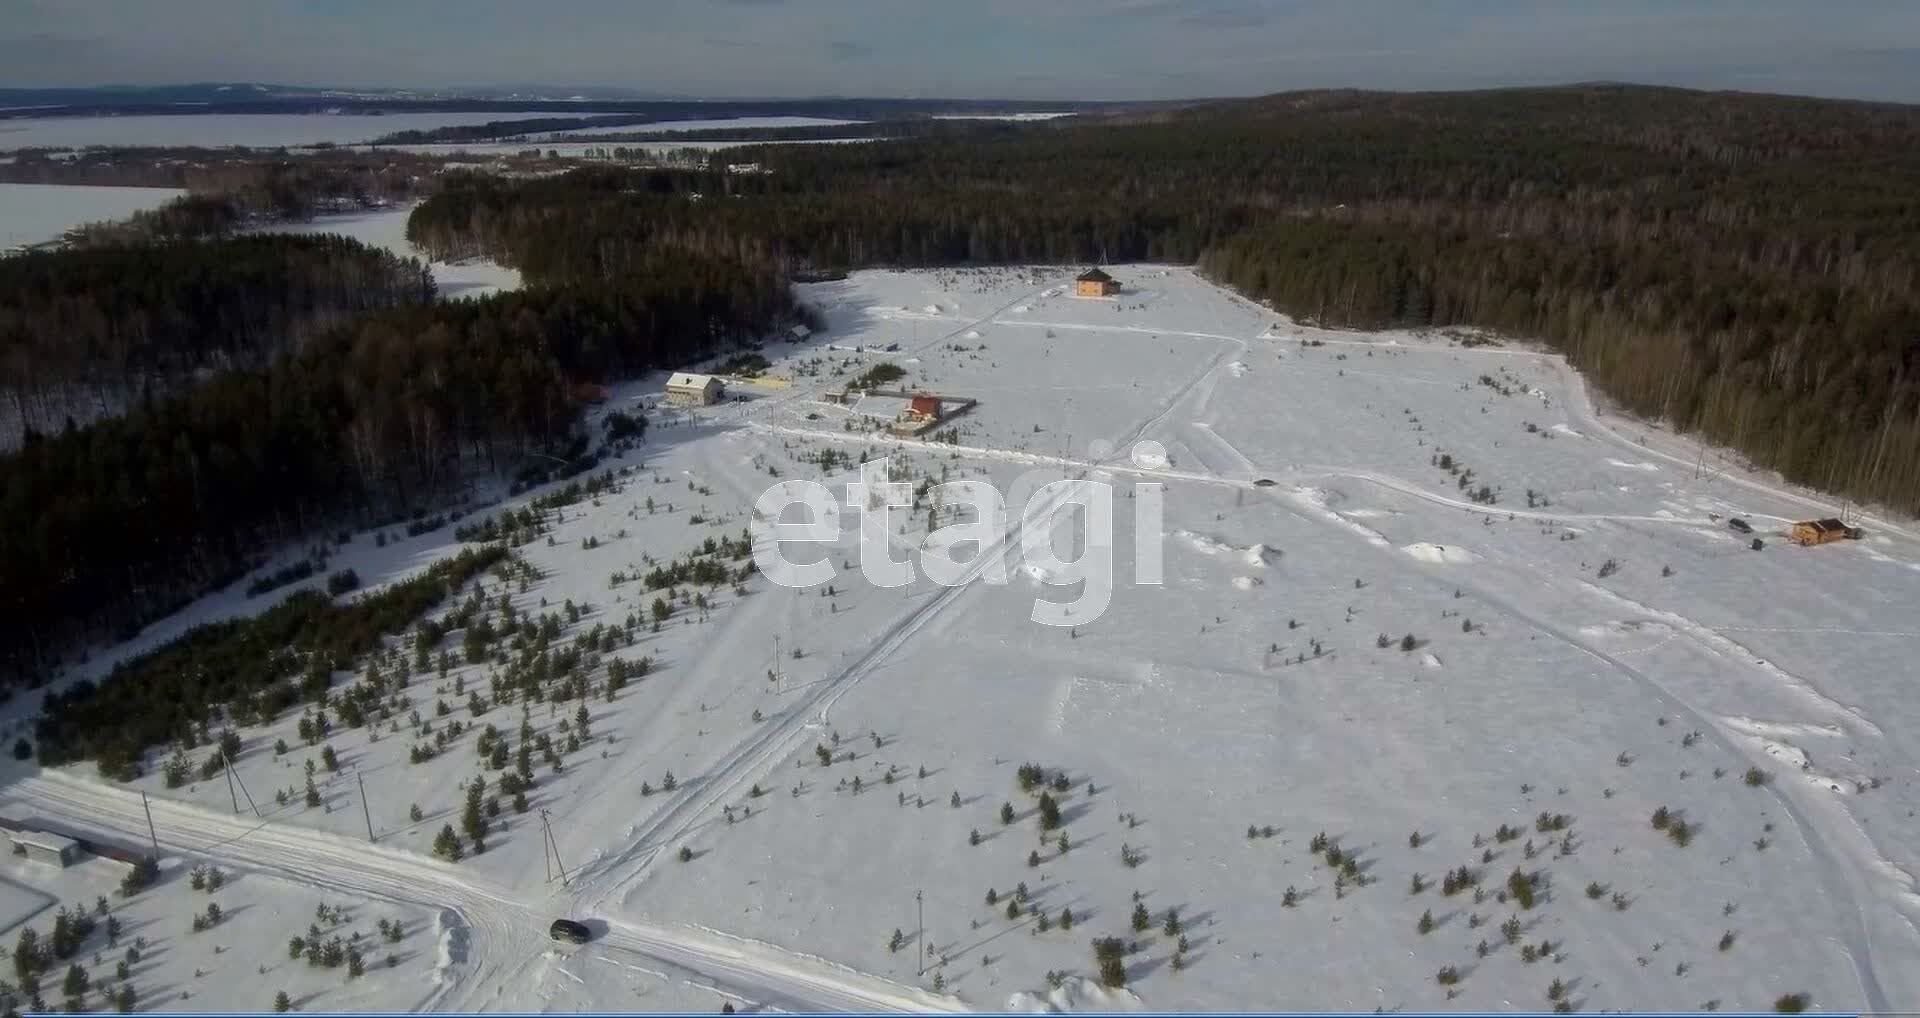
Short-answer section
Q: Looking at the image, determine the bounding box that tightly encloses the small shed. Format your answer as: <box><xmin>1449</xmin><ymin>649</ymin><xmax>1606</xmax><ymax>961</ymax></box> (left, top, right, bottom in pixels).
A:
<box><xmin>7</xmin><ymin>829</ymin><xmax>81</xmax><ymax>868</ymax></box>
<box><xmin>664</xmin><ymin>372</ymin><xmax>723</xmax><ymax>407</ymax></box>
<box><xmin>1074</xmin><ymin>267</ymin><xmax>1119</xmax><ymax>298</ymax></box>
<box><xmin>789</xmin><ymin>324</ymin><xmax>813</xmax><ymax>343</ymax></box>
<box><xmin>1789</xmin><ymin>518</ymin><xmax>1861</xmax><ymax>546</ymax></box>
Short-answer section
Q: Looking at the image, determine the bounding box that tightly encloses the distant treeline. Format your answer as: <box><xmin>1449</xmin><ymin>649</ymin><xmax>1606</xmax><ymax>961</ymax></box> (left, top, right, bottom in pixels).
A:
<box><xmin>0</xmin><ymin>239</ymin><xmax>794</xmax><ymax>685</ymax></box>
<box><xmin>522</xmin><ymin>118</ymin><xmax>1040</xmax><ymax>146</ymax></box>
<box><xmin>367</xmin><ymin>114</ymin><xmax>666</xmax><ymax>146</ymax></box>
<box><xmin>0</xmin><ymin>236</ymin><xmax>432</xmax><ymax>438</ymax></box>
<box><xmin>409</xmin><ymin>84</ymin><xmax>1920</xmax><ymax>513</ymax></box>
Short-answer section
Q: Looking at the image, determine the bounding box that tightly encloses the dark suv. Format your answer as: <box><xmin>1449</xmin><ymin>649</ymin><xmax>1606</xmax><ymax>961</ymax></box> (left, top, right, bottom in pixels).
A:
<box><xmin>549</xmin><ymin>919</ymin><xmax>592</xmax><ymax>945</ymax></box>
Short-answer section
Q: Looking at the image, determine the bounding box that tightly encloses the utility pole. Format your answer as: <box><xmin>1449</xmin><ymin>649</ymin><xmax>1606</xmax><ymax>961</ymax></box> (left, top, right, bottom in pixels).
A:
<box><xmin>139</xmin><ymin>791</ymin><xmax>160</xmax><ymax>861</ymax></box>
<box><xmin>221</xmin><ymin>752</ymin><xmax>240</xmax><ymax>814</ymax></box>
<box><xmin>916</xmin><ymin>889</ymin><xmax>925</xmax><ymax>977</ymax></box>
<box><xmin>230</xmin><ymin>764</ymin><xmax>262</xmax><ymax>818</ymax></box>
<box><xmin>540</xmin><ymin>809</ymin><xmax>570</xmax><ymax>888</ymax></box>
<box><xmin>356</xmin><ymin>772</ymin><xmax>376</xmax><ymax>842</ymax></box>
<box><xmin>772</xmin><ymin>635</ymin><xmax>782</xmax><ymax>695</ymax></box>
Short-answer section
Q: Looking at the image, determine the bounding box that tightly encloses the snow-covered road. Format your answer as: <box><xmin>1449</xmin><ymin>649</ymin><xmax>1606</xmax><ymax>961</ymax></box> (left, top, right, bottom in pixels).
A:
<box><xmin>5</xmin><ymin>771</ymin><xmax>964</xmax><ymax>1013</ymax></box>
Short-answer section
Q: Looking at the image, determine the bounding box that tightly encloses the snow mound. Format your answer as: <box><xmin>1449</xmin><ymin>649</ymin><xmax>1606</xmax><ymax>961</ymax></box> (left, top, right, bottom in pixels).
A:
<box><xmin>1232</xmin><ymin>575</ymin><xmax>1264</xmax><ymax>591</ymax></box>
<box><xmin>963</xmin><ymin>329</ymin><xmax>983</xmax><ymax>339</ymax></box>
<box><xmin>432</xmin><ymin>908</ymin><xmax>470</xmax><ymax>986</ymax></box>
<box><xmin>1289</xmin><ymin>487</ymin><xmax>1391</xmax><ymax>548</ymax></box>
<box><xmin>1420</xmin><ymin>651</ymin><xmax>1443</xmax><ymax>669</ymax></box>
<box><xmin>1227</xmin><ymin>360</ymin><xmax>1250</xmax><ymax>377</ymax></box>
<box><xmin>922</xmin><ymin>304</ymin><xmax>942</xmax><ymax>314</ymax></box>
<box><xmin>1551</xmin><ymin>423</ymin><xmax>1584</xmax><ymax>437</ymax></box>
<box><xmin>1012</xmin><ymin>304</ymin><xmax>1030</xmax><ymax>313</ymax></box>
<box><xmin>1721</xmin><ymin>716</ymin><xmax>1844</xmax><ymax>740</ymax></box>
<box><xmin>1131</xmin><ymin>444</ymin><xmax>1170</xmax><ymax>469</ymax></box>
<box><xmin>1607</xmin><ymin>459</ymin><xmax>1661</xmax><ymax>472</ymax></box>
<box><xmin>1007</xmin><ymin>974</ymin><xmax>1143</xmax><ymax>1012</ymax></box>
<box><xmin>1174</xmin><ymin>530</ymin><xmax>1235</xmax><ymax>556</ymax></box>
<box><xmin>1578</xmin><ymin>619</ymin><xmax>1673</xmax><ymax>640</ymax></box>
<box><xmin>1022</xmin><ymin>562</ymin><xmax>1067</xmax><ymax>585</ymax></box>
<box><xmin>1401</xmin><ymin>542</ymin><xmax>1478</xmax><ymax>565</ymax></box>
<box><xmin>1174</xmin><ymin>532</ymin><xmax>1278</xmax><ymax>568</ymax></box>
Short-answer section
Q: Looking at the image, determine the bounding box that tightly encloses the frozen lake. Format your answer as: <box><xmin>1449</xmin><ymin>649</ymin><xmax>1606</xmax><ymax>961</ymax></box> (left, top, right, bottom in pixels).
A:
<box><xmin>0</xmin><ymin>182</ymin><xmax>185</xmax><ymax>249</ymax></box>
<box><xmin>0</xmin><ymin>112</ymin><xmax>559</xmax><ymax>152</ymax></box>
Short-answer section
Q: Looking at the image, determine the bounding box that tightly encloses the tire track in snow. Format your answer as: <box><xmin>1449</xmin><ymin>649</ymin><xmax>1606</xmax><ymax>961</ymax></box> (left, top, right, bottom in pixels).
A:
<box><xmin>8</xmin><ymin>771</ymin><xmax>965</xmax><ymax>1013</ymax></box>
<box><xmin>1573</xmin><ymin>578</ymin><xmax>1883</xmax><ymax>739</ymax></box>
<box><xmin>1242</xmin><ymin>480</ymin><xmax>1911</xmax><ymax>1012</ymax></box>
<box><xmin>573</xmin><ymin>478</ymin><xmax>1085</xmax><ymax>917</ymax></box>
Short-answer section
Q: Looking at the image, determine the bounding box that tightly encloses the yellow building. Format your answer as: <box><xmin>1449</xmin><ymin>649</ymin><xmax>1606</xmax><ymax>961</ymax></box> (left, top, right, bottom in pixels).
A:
<box><xmin>1074</xmin><ymin>267</ymin><xmax>1119</xmax><ymax>297</ymax></box>
<box><xmin>1789</xmin><ymin>518</ymin><xmax>1860</xmax><ymax>546</ymax></box>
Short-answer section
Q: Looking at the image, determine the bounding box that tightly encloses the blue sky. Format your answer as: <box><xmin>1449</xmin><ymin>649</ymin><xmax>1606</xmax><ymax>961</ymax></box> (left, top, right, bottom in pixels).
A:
<box><xmin>3</xmin><ymin>0</ymin><xmax>1918</xmax><ymax>102</ymax></box>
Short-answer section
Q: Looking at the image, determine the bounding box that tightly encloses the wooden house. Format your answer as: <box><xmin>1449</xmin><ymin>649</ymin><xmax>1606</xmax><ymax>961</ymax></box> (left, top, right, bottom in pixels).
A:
<box><xmin>1074</xmin><ymin>268</ymin><xmax>1119</xmax><ymax>297</ymax></box>
<box><xmin>1789</xmin><ymin>518</ymin><xmax>1861</xmax><ymax>546</ymax></box>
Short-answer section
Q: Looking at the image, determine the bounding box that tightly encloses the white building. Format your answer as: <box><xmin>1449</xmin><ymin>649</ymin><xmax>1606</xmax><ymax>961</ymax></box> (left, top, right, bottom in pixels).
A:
<box><xmin>6</xmin><ymin>828</ymin><xmax>80</xmax><ymax>868</ymax></box>
<box><xmin>664</xmin><ymin>372</ymin><xmax>723</xmax><ymax>407</ymax></box>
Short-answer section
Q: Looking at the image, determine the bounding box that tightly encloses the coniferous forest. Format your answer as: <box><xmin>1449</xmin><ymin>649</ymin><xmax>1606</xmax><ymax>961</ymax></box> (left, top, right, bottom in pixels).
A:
<box><xmin>0</xmin><ymin>241</ymin><xmax>793</xmax><ymax>687</ymax></box>
<box><xmin>0</xmin><ymin>236</ymin><xmax>433</xmax><ymax>437</ymax></box>
<box><xmin>411</xmin><ymin>85</ymin><xmax>1920</xmax><ymax>516</ymax></box>
<box><xmin>6</xmin><ymin>82</ymin><xmax>1920</xmax><ymax>718</ymax></box>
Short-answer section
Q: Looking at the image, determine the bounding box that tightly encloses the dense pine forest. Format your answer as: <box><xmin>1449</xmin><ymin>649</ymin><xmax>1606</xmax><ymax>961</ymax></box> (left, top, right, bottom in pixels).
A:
<box><xmin>410</xmin><ymin>85</ymin><xmax>1920</xmax><ymax>513</ymax></box>
<box><xmin>0</xmin><ymin>245</ymin><xmax>793</xmax><ymax>688</ymax></box>
<box><xmin>0</xmin><ymin>236</ymin><xmax>432</xmax><ymax>439</ymax></box>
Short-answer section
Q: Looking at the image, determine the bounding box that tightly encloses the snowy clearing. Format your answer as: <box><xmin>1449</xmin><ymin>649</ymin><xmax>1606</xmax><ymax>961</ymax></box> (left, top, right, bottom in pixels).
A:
<box><xmin>257</xmin><ymin>204</ymin><xmax>520</xmax><ymax>300</ymax></box>
<box><xmin>6</xmin><ymin>265</ymin><xmax>1920</xmax><ymax>1013</ymax></box>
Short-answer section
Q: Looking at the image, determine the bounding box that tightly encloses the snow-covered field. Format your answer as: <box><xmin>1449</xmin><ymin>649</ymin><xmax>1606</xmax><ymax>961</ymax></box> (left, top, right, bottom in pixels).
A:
<box><xmin>6</xmin><ymin>266</ymin><xmax>1920</xmax><ymax>1012</ymax></box>
<box><xmin>0</xmin><ymin>182</ymin><xmax>185</xmax><ymax>249</ymax></box>
<box><xmin>0</xmin><ymin>850</ymin><xmax>446</xmax><ymax>1012</ymax></box>
<box><xmin>258</xmin><ymin>204</ymin><xmax>520</xmax><ymax>301</ymax></box>
<box><xmin>0</xmin><ymin>113</ymin><xmax>563</xmax><ymax>152</ymax></box>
